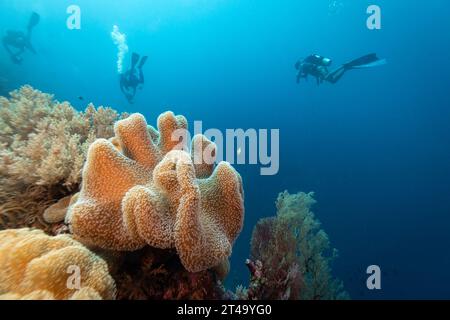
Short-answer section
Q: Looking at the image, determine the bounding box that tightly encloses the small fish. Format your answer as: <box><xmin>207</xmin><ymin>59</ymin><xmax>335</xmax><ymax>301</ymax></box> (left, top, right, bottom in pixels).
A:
<box><xmin>237</xmin><ymin>147</ymin><xmax>242</xmax><ymax>156</ymax></box>
<box><xmin>78</xmin><ymin>96</ymin><xmax>84</xmax><ymax>101</ymax></box>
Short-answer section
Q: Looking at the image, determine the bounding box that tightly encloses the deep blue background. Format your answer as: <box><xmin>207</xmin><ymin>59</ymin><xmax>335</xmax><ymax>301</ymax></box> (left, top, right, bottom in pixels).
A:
<box><xmin>1</xmin><ymin>0</ymin><xmax>449</xmax><ymax>299</ymax></box>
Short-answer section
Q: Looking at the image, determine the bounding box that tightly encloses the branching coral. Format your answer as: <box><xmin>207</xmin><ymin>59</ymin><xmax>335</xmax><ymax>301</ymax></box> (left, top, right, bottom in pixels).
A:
<box><xmin>0</xmin><ymin>228</ymin><xmax>116</xmax><ymax>300</ymax></box>
<box><xmin>0</xmin><ymin>85</ymin><xmax>126</xmax><ymax>230</ymax></box>
<box><xmin>67</xmin><ymin>112</ymin><xmax>245</xmax><ymax>273</ymax></box>
<box><xmin>245</xmin><ymin>191</ymin><xmax>348</xmax><ymax>300</ymax></box>
<box><xmin>0</xmin><ymin>86</ymin><xmax>122</xmax><ymax>188</ymax></box>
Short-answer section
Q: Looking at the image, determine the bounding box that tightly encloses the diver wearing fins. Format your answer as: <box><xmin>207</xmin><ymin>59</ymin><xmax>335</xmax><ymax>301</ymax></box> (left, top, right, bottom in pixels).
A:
<box><xmin>295</xmin><ymin>53</ymin><xmax>386</xmax><ymax>85</ymax></box>
<box><xmin>2</xmin><ymin>12</ymin><xmax>40</xmax><ymax>65</ymax></box>
<box><xmin>120</xmin><ymin>52</ymin><xmax>148</xmax><ymax>104</ymax></box>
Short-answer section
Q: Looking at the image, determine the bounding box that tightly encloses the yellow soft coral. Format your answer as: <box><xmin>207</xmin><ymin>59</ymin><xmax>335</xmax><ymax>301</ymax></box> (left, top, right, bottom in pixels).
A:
<box><xmin>67</xmin><ymin>112</ymin><xmax>244</xmax><ymax>272</ymax></box>
<box><xmin>0</xmin><ymin>228</ymin><xmax>116</xmax><ymax>300</ymax></box>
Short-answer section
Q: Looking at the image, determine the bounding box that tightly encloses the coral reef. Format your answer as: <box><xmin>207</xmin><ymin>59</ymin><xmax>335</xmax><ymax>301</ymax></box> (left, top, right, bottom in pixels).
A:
<box><xmin>0</xmin><ymin>86</ymin><xmax>348</xmax><ymax>301</ymax></box>
<box><xmin>0</xmin><ymin>228</ymin><xmax>116</xmax><ymax>300</ymax></box>
<box><xmin>67</xmin><ymin>112</ymin><xmax>245</xmax><ymax>272</ymax></box>
<box><xmin>0</xmin><ymin>86</ymin><xmax>243</xmax><ymax>300</ymax></box>
<box><xmin>242</xmin><ymin>191</ymin><xmax>349</xmax><ymax>300</ymax></box>
<box><xmin>0</xmin><ymin>86</ymin><xmax>126</xmax><ymax>231</ymax></box>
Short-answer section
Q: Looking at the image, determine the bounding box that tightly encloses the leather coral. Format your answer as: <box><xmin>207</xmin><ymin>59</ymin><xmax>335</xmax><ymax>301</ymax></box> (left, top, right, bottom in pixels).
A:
<box><xmin>67</xmin><ymin>112</ymin><xmax>244</xmax><ymax>272</ymax></box>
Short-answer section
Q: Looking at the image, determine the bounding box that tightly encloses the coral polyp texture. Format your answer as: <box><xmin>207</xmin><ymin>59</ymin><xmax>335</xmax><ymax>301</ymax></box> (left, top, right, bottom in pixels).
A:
<box><xmin>0</xmin><ymin>228</ymin><xmax>116</xmax><ymax>300</ymax></box>
<box><xmin>67</xmin><ymin>112</ymin><xmax>245</xmax><ymax>272</ymax></box>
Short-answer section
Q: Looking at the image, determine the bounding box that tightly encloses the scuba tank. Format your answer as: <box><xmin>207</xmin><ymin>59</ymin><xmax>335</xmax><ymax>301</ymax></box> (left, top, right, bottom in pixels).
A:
<box><xmin>305</xmin><ymin>54</ymin><xmax>333</xmax><ymax>67</ymax></box>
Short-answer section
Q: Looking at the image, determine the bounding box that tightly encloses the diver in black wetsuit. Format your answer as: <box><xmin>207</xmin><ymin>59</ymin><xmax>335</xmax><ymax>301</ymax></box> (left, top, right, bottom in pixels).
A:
<box><xmin>2</xmin><ymin>12</ymin><xmax>40</xmax><ymax>64</ymax></box>
<box><xmin>120</xmin><ymin>52</ymin><xmax>148</xmax><ymax>104</ymax></box>
<box><xmin>295</xmin><ymin>53</ymin><xmax>386</xmax><ymax>85</ymax></box>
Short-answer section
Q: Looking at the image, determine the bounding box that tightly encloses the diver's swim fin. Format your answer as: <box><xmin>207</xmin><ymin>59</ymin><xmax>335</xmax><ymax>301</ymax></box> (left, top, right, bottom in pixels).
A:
<box><xmin>344</xmin><ymin>53</ymin><xmax>386</xmax><ymax>69</ymax></box>
<box><xmin>351</xmin><ymin>58</ymin><xmax>387</xmax><ymax>69</ymax></box>
<box><xmin>138</xmin><ymin>56</ymin><xmax>148</xmax><ymax>69</ymax></box>
<box><xmin>131</xmin><ymin>52</ymin><xmax>140</xmax><ymax>69</ymax></box>
<box><xmin>27</xmin><ymin>12</ymin><xmax>40</xmax><ymax>31</ymax></box>
<box><xmin>326</xmin><ymin>53</ymin><xmax>386</xmax><ymax>84</ymax></box>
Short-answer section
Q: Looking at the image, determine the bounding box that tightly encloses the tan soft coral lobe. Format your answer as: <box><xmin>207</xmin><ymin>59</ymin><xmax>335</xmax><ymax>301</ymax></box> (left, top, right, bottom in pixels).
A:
<box><xmin>0</xmin><ymin>228</ymin><xmax>116</xmax><ymax>300</ymax></box>
<box><xmin>67</xmin><ymin>138</ymin><xmax>149</xmax><ymax>250</ymax></box>
<box><xmin>191</xmin><ymin>134</ymin><xmax>217</xmax><ymax>178</ymax></box>
<box><xmin>67</xmin><ymin>112</ymin><xmax>244</xmax><ymax>272</ymax></box>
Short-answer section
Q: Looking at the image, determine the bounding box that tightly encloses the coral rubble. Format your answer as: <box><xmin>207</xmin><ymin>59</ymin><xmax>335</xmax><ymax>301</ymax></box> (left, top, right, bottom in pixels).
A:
<box><xmin>67</xmin><ymin>112</ymin><xmax>245</xmax><ymax>273</ymax></box>
<box><xmin>0</xmin><ymin>228</ymin><xmax>116</xmax><ymax>300</ymax></box>
<box><xmin>242</xmin><ymin>191</ymin><xmax>349</xmax><ymax>300</ymax></box>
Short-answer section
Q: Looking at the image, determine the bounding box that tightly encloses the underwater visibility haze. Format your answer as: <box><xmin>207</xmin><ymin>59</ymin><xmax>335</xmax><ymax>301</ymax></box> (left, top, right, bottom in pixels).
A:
<box><xmin>0</xmin><ymin>0</ymin><xmax>450</xmax><ymax>300</ymax></box>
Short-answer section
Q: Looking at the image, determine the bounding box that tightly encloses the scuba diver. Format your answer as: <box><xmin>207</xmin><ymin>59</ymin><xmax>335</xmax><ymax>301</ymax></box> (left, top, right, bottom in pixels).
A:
<box><xmin>120</xmin><ymin>52</ymin><xmax>148</xmax><ymax>104</ymax></box>
<box><xmin>2</xmin><ymin>12</ymin><xmax>40</xmax><ymax>64</ymax></box>
<box><xmin>295</xmin><ymin>53</ymin><xmax>386</xmax><ymax>85</ymax></box>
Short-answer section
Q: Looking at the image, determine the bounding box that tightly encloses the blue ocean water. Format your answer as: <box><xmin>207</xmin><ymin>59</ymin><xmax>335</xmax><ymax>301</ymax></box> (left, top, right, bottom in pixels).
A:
<box><xmin>1</xmin><ymin>0</ymin><xmax>449</xmax><ymax>299</ymax></box>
